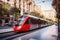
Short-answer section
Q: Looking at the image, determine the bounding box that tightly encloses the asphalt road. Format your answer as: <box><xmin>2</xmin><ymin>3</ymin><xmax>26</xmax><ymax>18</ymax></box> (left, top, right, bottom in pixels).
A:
<box><xmin>0</xmin><ymin>24</ymin><xmax>58</xmax><ymax>40</ymax></box>
<box><xmin>13</xmin><ymin>24</ymin><xmax>58</xmax><ymax>40</ymax></box>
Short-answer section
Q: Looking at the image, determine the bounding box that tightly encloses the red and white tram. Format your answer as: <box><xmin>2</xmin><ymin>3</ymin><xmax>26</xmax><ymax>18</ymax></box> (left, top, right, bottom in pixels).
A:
<box><xmin>14</xmin><ymin>15</ymin><xmax>47</xmax><ymax>32</ymax></box>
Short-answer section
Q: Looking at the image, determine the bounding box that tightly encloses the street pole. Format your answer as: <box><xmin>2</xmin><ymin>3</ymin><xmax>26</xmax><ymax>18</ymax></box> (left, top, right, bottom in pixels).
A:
<box><xmin>57</xmin><ymin>0</ymin><xmax>60</xmax><ymax>39</ymax></box>
<box><xmin>57</xmin><ymin>0</ymin><xmax>60</xmax><ymax>31</ymax></box>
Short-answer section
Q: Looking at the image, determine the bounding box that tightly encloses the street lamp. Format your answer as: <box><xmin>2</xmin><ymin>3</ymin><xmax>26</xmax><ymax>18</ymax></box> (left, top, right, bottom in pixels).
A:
<box><xmin>42</xmin><ymin>0</ymin><xmax>45</xmax><ymax>3</ymax></box>
<box><xmin>56</xmin><ymin>0</ymin><xmax>60</xmax><ymax>39</ymax></box>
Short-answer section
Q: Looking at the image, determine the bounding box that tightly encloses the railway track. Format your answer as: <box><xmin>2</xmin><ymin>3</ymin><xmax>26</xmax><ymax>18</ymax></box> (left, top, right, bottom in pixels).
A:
<box><xmin>0</xmin><ymin>31</ymin><xmax>16</xmax><ymax>38</ymax></box>
<box><xmin>0</xmin><ymin>24</ymin><xmax>52</xmax><ymax>40</ymax></box>
<box><xmin>0</xmin><ymin>30</ymin><xmax>35</xmax><ymax>40</ymax></box>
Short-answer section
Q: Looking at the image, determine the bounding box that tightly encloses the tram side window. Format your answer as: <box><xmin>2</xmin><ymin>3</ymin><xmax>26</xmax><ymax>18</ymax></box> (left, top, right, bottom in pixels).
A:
<box><xmin>25</xmin><ymin>18</ymin><xmax>34</xmax><ymax>24</ymax></box>
<box><xmin>35</xmin><ymin>19</ymin><xmax>38</xmax><ymax>24</ymax></box>
<box><xmin>33</xmin><ymin>18</ymin><xmax>38</xmax><ymax>24</ymax></box>
<box><xmin>30</xmin><ymin>18</ymin><xmax>38</xmax><ymax>24</ymax></box>
<box><xmin>37</xmin><ymin>19</ymin><xmax>40</xmax><ymax>24</ymax></box>
<box><xmin>30</xmin><ymin>18</ymin><xmax>33</xmax><ymax>24</ymax></box>
<box><xmin>38</xmin><ymin>20</ymin><xmax>43</xmax><ymax>24</ymax></box>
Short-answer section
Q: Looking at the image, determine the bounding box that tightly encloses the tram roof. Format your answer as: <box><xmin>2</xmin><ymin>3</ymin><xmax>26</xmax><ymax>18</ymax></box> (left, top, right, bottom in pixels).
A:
<box><xmin>23</xmin><ymin>14</ymin><xmax>47</xmax><ymax>21</ymax></box>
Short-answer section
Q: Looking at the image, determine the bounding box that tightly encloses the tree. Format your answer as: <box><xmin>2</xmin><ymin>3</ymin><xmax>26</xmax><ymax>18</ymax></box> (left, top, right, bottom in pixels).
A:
<box><xmin>30</xmin><ymin>11</ymin><xmax>40</xmax><ymax>17</ymax></box>
<box><xmin>2</xmin><ymin>3</ymin><xmax>10</xmax><ymax>10</ymax></box>
<box><xmin>0</xmin><ymin>3</ymin><xmax>10</xmax><ymax>15</ymax></box>
<box><xmin>10</xmin><ymin>7</ymin><xmax>20</xmax><ymax>17</ymax></box>
<box><xmin>39</xmin><ymin>14</ymin><xmax>44</xmax><ymax>18</ymax></box>
<box><xmin>0</xmin><ymin>4</ymin><xmax>2</xmax><ymax>14</ymax></box>
<box><xmin>0</xmin><ymin>2</ymin><xmax>10</xmax><ymax>15</ymax></box>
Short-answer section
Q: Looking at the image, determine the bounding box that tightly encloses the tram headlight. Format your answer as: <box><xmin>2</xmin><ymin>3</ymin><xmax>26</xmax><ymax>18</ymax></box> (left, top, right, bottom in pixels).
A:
<box><xmin>17</xmin><ymin>26</ymin><xmax>21</xmax><ymax>29</ymax></box>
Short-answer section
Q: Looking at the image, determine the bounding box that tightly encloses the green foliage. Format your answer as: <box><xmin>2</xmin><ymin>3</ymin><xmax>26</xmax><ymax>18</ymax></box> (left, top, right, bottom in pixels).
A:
<box><xmin>0</xmin><ymin>2</ymin><xmax>21</xmax><ymax>18</ymax></box>
<box><xmin>0</xmin><ymin>3</ymin><xmax>20</xmax><ymax>15</ymax></box>
<box><xmin>0</xmin><ymin>3</ymin><xmax>10</xmax><ymax>15</ymax></box>
<box><xmin>2</xmin><ymin>3</ymin><xmax>10</xmax><ymax>10</ymax></box>
<box><xmin>30</xmin><ymin>11</ymin><xmax>45</xmax><ymax>18</ymax></box>
<box><xmin>10</xmin><ymin>7</ymin><xmax>20</xmax><ymax>14</ymax></box>
<box><xmin>15</xmin><ymin>12</ymin><xmax>20</xmax><ymax>17</ymax></box>
<box><xmin>56</xmin><ymin>14</ymin><xmax>60</xmax><ymax>19</ymax></box>
<box><xmin>10</xmin><ymin>7</ymin><xmax>20</xmax><ymax>18</ymax></box>
<box><xmin>30</xmin><ymin>11</ymin><xmax>40</xmax><ymax>17</ymax></box>
<box><xmin>0</xmin><ymin>4</ymin><xmax>2</xmax><ymax>13</ymax></box>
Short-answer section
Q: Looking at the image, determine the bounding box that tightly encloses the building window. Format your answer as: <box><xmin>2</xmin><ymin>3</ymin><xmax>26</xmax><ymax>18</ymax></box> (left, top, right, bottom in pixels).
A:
<box><xmin>7</xmin><ymin>0</ymin><xmax>10</xmax><ymax>1</ymax></box>
<box><xmin>26</xmin><ymin>0</ymin><xmax>28</xmax><ymax>1</ymax></box>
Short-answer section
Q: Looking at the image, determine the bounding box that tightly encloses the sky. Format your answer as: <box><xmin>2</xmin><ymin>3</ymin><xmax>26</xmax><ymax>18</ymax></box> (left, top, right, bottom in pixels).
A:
<box><xmin>34</xmin><ymin>0</ymin><xmax>56</xmax><ymax>21</ymax></box>
<box><xmin>34</xmin><ymin>0</ymin><xmax>53</xmax><ymax>10</ymax></box>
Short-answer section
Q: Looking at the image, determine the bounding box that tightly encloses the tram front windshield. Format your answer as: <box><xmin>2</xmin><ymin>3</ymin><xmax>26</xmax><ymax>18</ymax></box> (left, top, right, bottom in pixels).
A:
<box><xmin>19</xmin><ymin>16</ymin><xmax>27</xmax><ymax>26</ymax></box>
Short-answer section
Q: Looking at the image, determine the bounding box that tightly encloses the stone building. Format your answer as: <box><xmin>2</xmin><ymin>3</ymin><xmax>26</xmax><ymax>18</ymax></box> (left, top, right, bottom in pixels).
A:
<box><xmin>1</xmin><ymin>0</ymin><xmax>35</xmax><ymax>15</ymax></box>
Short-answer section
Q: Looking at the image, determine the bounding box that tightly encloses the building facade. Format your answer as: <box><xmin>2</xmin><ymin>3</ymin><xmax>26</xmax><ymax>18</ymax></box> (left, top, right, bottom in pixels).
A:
<box><xmin>42</xmin><ymin>10</ymin><xmax>56</xmax><ymax>21</ymax></box>
<box><xmin>1</xmin><ymin>0</ymin><xmax>35</xmax><ymax>15</ymax></box>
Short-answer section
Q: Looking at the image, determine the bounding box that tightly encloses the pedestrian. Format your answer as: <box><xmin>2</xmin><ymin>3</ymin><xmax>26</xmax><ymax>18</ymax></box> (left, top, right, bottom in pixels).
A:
<box><xmin>1</xmin><ymin>14</ymin><xmax>5</xmax><ymax>26</ymax></box>
<box><xmin>14</xmin><ymin>17</ymin><xmax>18</xmax><ymax>25</ymax></box>
<box><xmin>0</xmin><ymin>14</ymin><xmax>1</xmax><ymax>25</ymax></box>
<box><xmin>8</xmin><ymin>14</ymin><xmax>13</xmax><ymax>26</ymax></box>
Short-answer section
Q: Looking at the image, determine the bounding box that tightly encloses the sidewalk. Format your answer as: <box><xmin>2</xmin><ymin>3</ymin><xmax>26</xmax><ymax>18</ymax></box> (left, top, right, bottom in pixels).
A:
<box><xmin>0</xmin><ymin>25</ymin><xmax>14</xmax><ymax>33</ymax></box>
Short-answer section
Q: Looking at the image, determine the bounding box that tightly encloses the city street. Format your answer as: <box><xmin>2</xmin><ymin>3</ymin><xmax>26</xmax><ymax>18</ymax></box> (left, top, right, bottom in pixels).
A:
<box><xmin>0</xmin><ymin>0</ymin><xmax>59</xmax><ymax>40</ymax></box>
<box><xmin>0</xmin><ymin>24</ymin><xmax>58</xmax><ymax>40</ymax></box>
<box><xmin>0</xmin><ymin>25</ymin><xmax>13</xmax><ymax>33</ymax></box>
<box><xmin>17</xmin><ymin>24</ymin><xmax>58</xmax><ymax>40</ymax></box>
